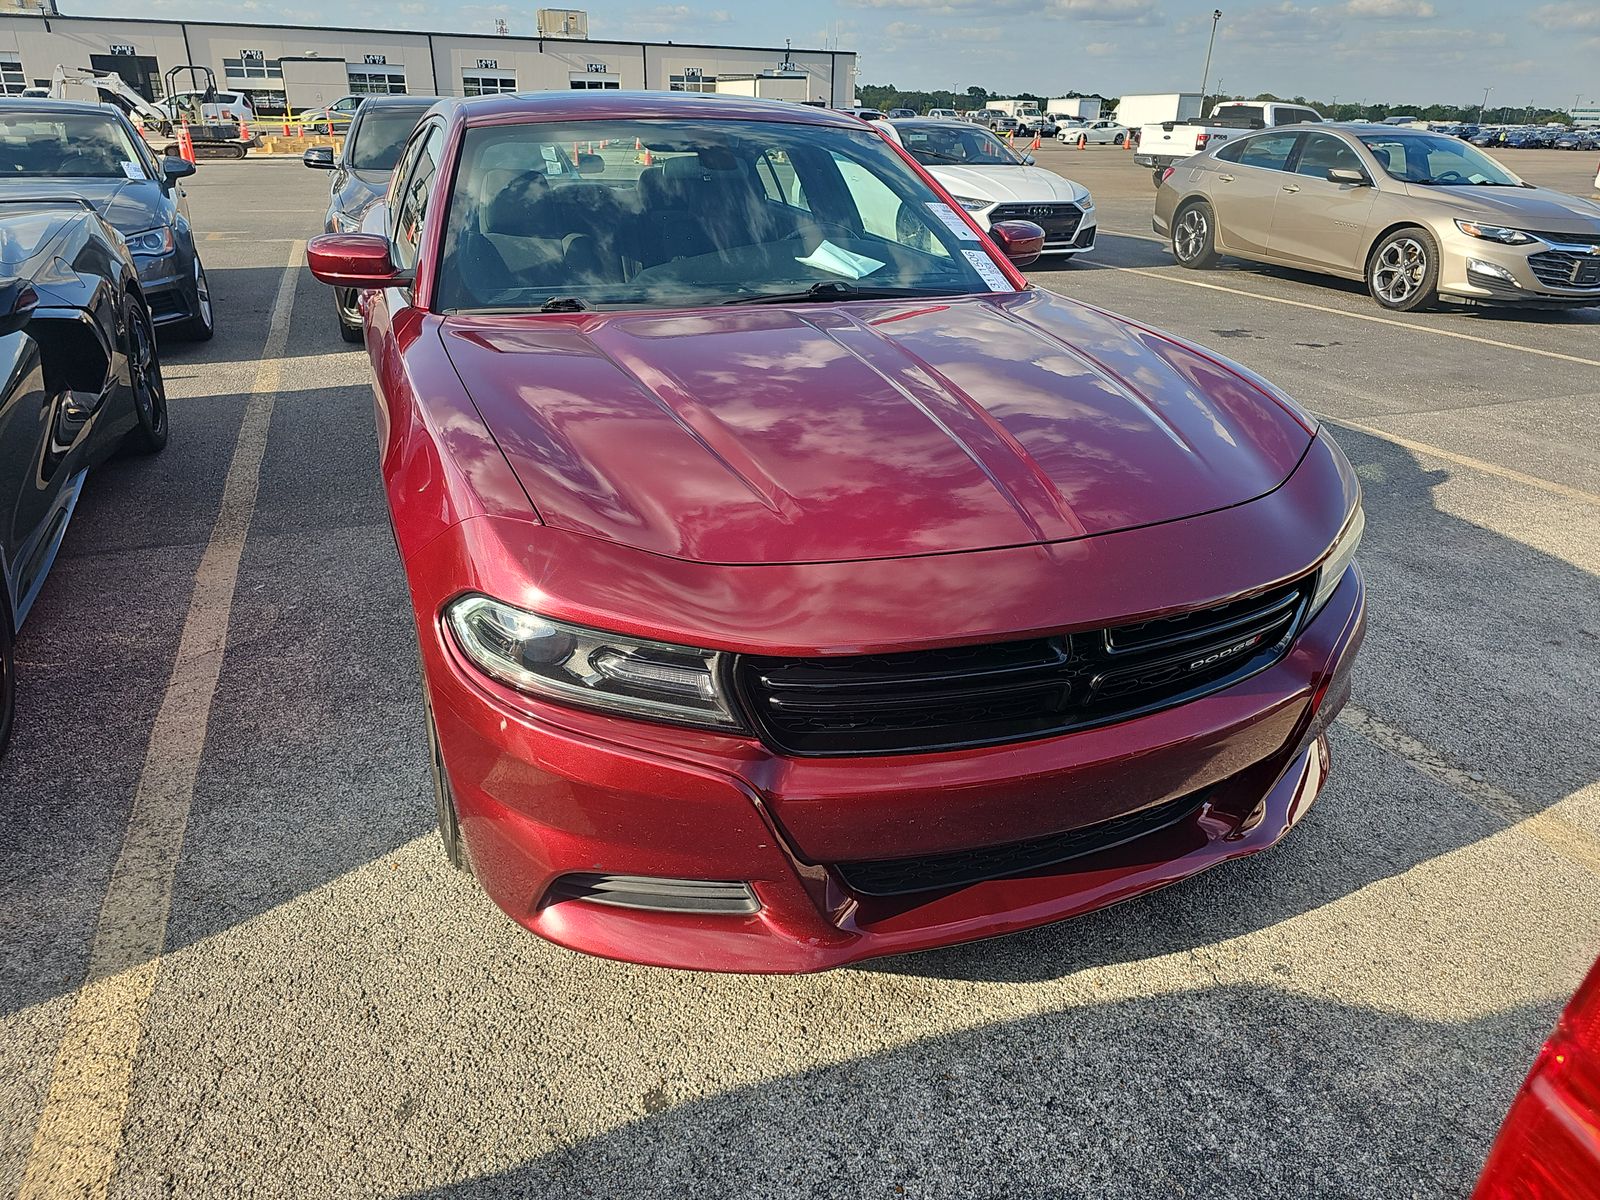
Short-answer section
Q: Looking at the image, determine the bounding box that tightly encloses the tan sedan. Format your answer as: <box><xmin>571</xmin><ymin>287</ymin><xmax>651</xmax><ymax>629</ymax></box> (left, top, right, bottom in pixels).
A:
<box><xmin>1153</xmin><ymin>124</ymin><xmax>1600</xmax><ymax>311</ymax></box>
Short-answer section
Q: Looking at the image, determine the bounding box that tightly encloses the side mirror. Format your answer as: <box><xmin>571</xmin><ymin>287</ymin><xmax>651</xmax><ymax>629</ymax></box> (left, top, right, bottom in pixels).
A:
<box><xmin>303</xmin><ymin>146</ymin><xmax>336</xmax><ymax>170</ymax></box>
<box><xmin>307</xmin><ymin>233</ymin><xmax>412</xmax><ymax>289</ymax></box>
<box><xmin>0</xmin><ymin>281</ymin><xmax>38</xmax><ymax>337</ymax></box>
<box><xmin>1327</xmin><ymin>167</ymin><xmax>1370</xmax><ymax>186</ymax></box>
<box><xmin>161</xmin><ymin>156</ymin><xmax>196</xmax><ymax>181</ymax></box>
<box><xmin>1021</xmin><ymin>153</ymin><xmax>1036</xmax><ymax>166</ymax></box>
<box><xmin>576</xmin><ymin>152</ymin><xmax>605</xmax><ymax>175</ymax></box>
<box><xmin>988</xmin><ymin>219</ymin><xmax>1045</xmax><ymax>268</ymax></box>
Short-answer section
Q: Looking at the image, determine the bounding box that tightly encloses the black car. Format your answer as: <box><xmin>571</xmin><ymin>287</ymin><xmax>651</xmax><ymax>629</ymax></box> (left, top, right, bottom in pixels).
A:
<box><xmin>0</xmin><ymin>199</ymin><xmax>168</xmax><ymax>756</ymax></box>
<box><xmin>304</xmin><ymin>95</ymin><xmax>437</xmax><ymax>341</ymax></box>
<box><xmin>0</xmin><ymin>100</ymin><xmax>213</xmax><ymax>340</ymax></box>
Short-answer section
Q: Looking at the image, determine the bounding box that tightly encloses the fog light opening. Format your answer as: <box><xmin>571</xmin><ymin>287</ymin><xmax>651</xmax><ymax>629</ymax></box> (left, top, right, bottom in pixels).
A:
<box><xmin>545</xmin><ymin>874</ymin><xmax>760</xmax><ymax>915</ymax></box>
<box><xmin>1467</xmin><ymin>258</ymin><xmax>1518</xmax><ymax>285</ymax></box>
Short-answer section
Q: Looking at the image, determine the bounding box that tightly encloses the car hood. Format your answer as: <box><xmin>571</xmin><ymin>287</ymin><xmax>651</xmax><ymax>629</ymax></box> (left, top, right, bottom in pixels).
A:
<box><xmin>927</xmin><ymin>165</ymin><xmax>1087</xmax><ymax>205</ymax></box>
<box><xmin>1406</xmin><ymin>183</ymin><xmax>1600</xmax><ymax>237</ymax></box>
<box><xmin>0</xmin><ymin>178</ymin><xmax>159</xmax><ymax>235</ymax></box>
<box><xmin>440</xmin><ymin>290</ymin><xmax>1312</xmax><ymax>566</ymax></box>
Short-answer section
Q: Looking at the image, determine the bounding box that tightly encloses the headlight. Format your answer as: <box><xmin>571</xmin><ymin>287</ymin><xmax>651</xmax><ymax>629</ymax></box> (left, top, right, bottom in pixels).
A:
<box><xmin>1454</xmin><ymin>219</ymin><xmax>1536</xmax><ymax>245</ymax></box>
<box><xmin>124</xmin><ymin>226</ymin><xmax>177</xmax><ymax>256</ymax></box>
<box><xmin>949</xmin><ymin>195</ymin><xmax>991</xmax><ymax>213</ymax></box>
<box><xmin>445</xmin><ymin>594</ymin><xmax>743</xmax><ymax>730</ymax></box>
<box><xmin>1077</xmin><ymin>192</ymin><xmax>1095</xmax><ymax>211</ymax></box>
<box><xmin>1309</xmin><ymin>506</ymin><xmax>1364</xmax><ymax>618</ymax></box>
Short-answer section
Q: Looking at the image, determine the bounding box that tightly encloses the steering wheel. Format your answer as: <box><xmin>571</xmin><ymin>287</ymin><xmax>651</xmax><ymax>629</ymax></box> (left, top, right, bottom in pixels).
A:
<box><xmin>786</xmin><ymin>221</ymin><xmax>856</xmax><ymax>248</ymax></box>
<box><xmin>1431</xmin><ymin>169</ymin><xmax>1469</xmax><ymax>184</ymax></box>
<box><xmin>57</xmin><ymin>153</ymin><xmax>111</xmax><ymax>176</ymax></box>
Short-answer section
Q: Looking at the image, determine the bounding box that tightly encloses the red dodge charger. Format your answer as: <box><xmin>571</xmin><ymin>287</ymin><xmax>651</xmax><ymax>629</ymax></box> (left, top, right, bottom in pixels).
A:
<box><xmin>309</xmin><ymin>93</ymin><xmax>1366</xmax><ymax>973</ymax></box>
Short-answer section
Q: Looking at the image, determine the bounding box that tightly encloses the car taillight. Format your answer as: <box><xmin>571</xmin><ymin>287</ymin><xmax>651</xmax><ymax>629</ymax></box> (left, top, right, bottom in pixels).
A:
<box><xmin>1160</xmin><ymin>167</ymin><xmax>1176</xmax><ymax>184</ymax></box>
<box><xmin>1195</xmin><ymin>133</ymin><xmax>1210</xmax><ymax>150</ymax></box>
<box><xmin>1474</xmin><ymin>958</ymin><xmax>1600</xmax><ymax>1200</ymax></box>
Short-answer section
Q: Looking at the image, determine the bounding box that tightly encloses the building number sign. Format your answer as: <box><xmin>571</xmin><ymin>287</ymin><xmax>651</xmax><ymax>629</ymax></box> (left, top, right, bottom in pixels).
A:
<box><xmin>476</xmin><ymin>58</ymin><xmax>498</xmax><ymax>69</ymax></box>
<box><xmin>240</xmin><ymin>49</ymin><xmax>265</xmax><ymax>62</ymax></box>
<box><xmin>586</xmin><ymin>63</ymin><xmax>607</xmax><ymax>73</ymax></box>
<box><xmin>109</xmin><ymin>44</ymin><xmax>136</xmax><ymax>56</ymax></box>
<box><xmin>363</xmin><ymin>54</ymin><xmax>388</xmax><ymax>65</ymax></box>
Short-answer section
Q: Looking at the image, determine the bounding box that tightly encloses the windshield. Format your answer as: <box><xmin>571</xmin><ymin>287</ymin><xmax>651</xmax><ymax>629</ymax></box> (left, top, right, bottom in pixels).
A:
<box><xmin>350</xmin><ymin>108</ymin><xmax>428</xmax><ymax>172</ymax></box>
<box><xmin>436</xmin><ymin>118</ymin><xmax>1008</xmax><ymax>314</ymax></box>
<box><xmin>0</xmin><ymin>112</ymin><xmax>148</xmax><ymax>178</ymax></box>
<box><xmin>896</xmin><ymin>123</ymin><xmax>1024</xmax><ymax>167</ymax></box>
<box><xmin>1356</xmin><ymin>132</ymin><xmax>1521</xmax><ymax>186</ymax></box>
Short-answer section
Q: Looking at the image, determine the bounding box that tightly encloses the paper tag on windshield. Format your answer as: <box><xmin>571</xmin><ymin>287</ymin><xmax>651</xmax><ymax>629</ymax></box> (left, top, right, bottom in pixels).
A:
<box><xmin>796</xmin><ymin>240</ymin><xmax>886</xmax><ymax>280</ymax></box>
<box><xmin>926</xmin><ymin>202</ymin><xmax>979</xmax><ymax>241</ymax></box>
<box><xmin>120</xmin><ymin>160</ymin><xmax>146</xmax><ymax>180</ymax></box>
<box><xmin>963</xmin><ymin>248</ymin><xmax>1014</xmax><ymax>292</ymax></box>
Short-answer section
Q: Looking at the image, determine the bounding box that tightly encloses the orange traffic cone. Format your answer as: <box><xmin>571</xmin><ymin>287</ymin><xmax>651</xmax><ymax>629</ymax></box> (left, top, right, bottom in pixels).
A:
<box><xmin>178</xmin><ymin>120</ymin><xmax>196</xmax><ymax>164</ymax></box>
<box><xmin>1028</xmin><ymin>134</ymin><xmax>1041</xmax><ymax>150</ymax></box>
<box><xmin>237</xmin><ymin>111</ymin><xmax>250</xmax><ymax>141</ymax></box>
<box><xmin>1077</xmin><ymin>133</ymin><xmax>1087</xmax><ymax>150</ymax></box>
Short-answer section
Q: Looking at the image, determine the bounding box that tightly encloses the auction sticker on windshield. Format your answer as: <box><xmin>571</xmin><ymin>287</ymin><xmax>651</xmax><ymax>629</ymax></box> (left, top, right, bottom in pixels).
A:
<box><xmin>927</xmin><ymin>202</ymin><xmax>980</xmax><ymax>240</ymax></box>
<box><xmin>963</xmin><ymin>248</ymin><xmax>1015</xmax><ymax>291</ymax></box>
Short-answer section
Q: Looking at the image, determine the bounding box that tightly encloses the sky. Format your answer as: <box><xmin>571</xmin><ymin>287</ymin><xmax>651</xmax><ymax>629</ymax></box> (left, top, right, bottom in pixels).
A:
<box><xmin>69</xmin><ymin>0</ymin><xmax>1599</xmax><ymax>110</ymax></box>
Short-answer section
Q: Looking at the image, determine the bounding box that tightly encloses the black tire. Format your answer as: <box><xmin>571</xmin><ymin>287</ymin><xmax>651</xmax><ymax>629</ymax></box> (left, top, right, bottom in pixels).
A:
<box><xmin>122</xmin><ymin>296</ymin><xmax>169</xmax><ymax>455</ymax></box>
<box><xmin>1367</xmin><ymin>226</ymin><xmax>1440</xmax><ymax>312</ymax></box>
<box><xmin>427</xmin><ymin>708</ymin><xmax>469</xmax><ymax>872</ymax></box>
<box><xmin>0</xmin><ymin>606</ymin><xmax>15</xmax><ymax>762</ymax></box>
<box><xmin>173</xmin><ymin>256</ymin><xmax>215</xmax><ymax>342</ymax></box>
<box><xmin>335</xmin><ymin>288</ymin><xmax>363</xmax><ymax>343</ymax></box>
<box><xmin>1172</xmin><ymin>200</ymin><xmax>1222</xmax><ymax>269</ymax></box>
<box><xmin>1113</xmin><ymin>133</ymin><xmax>1125</xmax><ymax>146</ymax></box>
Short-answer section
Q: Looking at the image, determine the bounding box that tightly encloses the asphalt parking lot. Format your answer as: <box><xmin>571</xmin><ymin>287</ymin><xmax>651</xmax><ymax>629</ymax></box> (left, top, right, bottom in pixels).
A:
<box><xmin>3</xmin><ymin>142</ymin><xmax>1599</xmax><ymax>1198</ymax></box>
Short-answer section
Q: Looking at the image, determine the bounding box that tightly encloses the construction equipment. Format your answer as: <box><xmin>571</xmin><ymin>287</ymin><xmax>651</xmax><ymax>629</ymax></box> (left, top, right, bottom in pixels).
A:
<box><xmin>43</xmin><ymin>64</ymin><xmax>255</xmax><ymax>160</ymax></box>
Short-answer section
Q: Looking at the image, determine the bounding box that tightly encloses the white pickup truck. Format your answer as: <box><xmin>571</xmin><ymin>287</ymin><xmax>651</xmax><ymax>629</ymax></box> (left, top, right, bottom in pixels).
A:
<box><xmin>1133</xmin><ymin>100</ymin><xmax>1324</xmax><ymax>186</ymax></box>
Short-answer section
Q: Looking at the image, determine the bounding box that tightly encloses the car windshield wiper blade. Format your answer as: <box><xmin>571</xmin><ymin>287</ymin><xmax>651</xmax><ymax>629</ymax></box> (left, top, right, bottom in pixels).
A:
<box><xmin>538</xmin><ymin>296</ymin><xmax>589</xmax><ymax>312</ymax></box>
<box><xmin>722</xmin><ymin>282</ymin><xmax>965</xmax><ymax>306</ymax></box>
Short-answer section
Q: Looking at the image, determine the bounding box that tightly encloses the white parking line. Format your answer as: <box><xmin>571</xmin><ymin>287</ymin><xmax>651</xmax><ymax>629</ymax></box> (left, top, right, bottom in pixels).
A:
<box><xmin>1075</xmin><ymin>256</ymin><xmax>1600</xmax><ymax>370</ymax></box>
<box><xmin>19</xmin><ymin>242</ymin><xmax>305</xmax><ymax>1200</ymax></box>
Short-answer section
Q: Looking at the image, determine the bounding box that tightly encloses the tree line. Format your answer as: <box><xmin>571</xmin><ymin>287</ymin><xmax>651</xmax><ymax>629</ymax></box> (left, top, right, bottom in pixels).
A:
<box><xmin>856</xmin><ymin>83</ymin><xmax>1575</xmax><ymax>126</ymax></box>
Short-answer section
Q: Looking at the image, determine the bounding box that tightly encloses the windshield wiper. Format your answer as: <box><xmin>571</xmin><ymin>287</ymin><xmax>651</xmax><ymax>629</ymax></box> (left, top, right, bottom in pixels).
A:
<box><xmin>538</xmin><ymin>296</ymin><xmax>588</xmax><ymax>312</ymax></box>
<box><xmin>723</xmin><ymin>282</ymin><xmax>965</xmax><ymax>306</ymax></box>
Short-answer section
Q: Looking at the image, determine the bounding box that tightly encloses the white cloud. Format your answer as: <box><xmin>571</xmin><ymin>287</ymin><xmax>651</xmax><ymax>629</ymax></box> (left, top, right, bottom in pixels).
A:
<box><xmin>1531</xmin><ymin>2</ymin><xmax>1600</xmax><ymax>31</ymax></box>
<box><xmin>1345</xmin><ymin>0</ymin><xmax>1435</xmax><ymax>16</ymax></box>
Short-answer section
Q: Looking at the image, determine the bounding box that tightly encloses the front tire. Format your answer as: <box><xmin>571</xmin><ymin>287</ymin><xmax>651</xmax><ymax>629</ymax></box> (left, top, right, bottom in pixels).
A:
<box><xmin>1113</xmin><ymin>133</ymin><xmax>1126</xmax><ymax>146</ymax></box>
<box><xmin>1172</xmin><ymin>200</ymin><xmax>1221</xmax><ymax>269</ymax></box>
<box><xmin>335</xmin><ymin>288</ymin><xmax>363</xmax><ymax>343</ymax></box>
<box><xmin>122</xmin><ymin>297</ymin><xmax>169</xmax><ymax>455</ymax></box>
<box><xmin>1367</xmin><ymin>226</ymin><xmax>1440</xmax><ymax>311</ymax></box>
<box><xmin>427</xmin><ymin>709</ymin><xmax>469</xmax><ymax>873</ymax></box>
<box><xmin>174</xmin><ymin>257</ymin><xmax>215</xmax><ymax>342</ymax></box>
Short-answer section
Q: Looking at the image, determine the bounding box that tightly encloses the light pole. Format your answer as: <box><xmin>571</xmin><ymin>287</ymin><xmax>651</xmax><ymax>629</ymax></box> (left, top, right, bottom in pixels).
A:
<box><xmin>1200</xmin><ymin>9</ymin><xmax>1222</xmax><ymax>109</ymax></box>
<box><xmin>1478</xmin><ymin>86</ymin><xmax>1491</xmax><ymax>126</ymax></box>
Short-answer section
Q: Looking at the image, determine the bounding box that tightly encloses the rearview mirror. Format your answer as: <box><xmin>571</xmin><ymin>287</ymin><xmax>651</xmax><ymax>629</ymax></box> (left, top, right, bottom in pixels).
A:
<box><xmin>161</xmin><ymin>156</ymin><xmax>196</xmax><ymax>181</ymax></box>
<box><xmin>576</xmin><ymin>152</ymin><xmax>605</xmax><ymax>175</ymax></box>
<box><xmin>1327</xmin><ymin>167</ymin><xmax>1370</xmax><ymax>186</ymax></box>
<box><xmin>306</xmin><ymin>233</ymin><xmax>412</xmax><ymax>289</ymax></box>
<box><xmin>988</xmin><ymin>219</ymin><xmax>1045</xmax><ymax>268</ymax></box>
<box><xmin>303</xmin><ymin>146</ymin><xmax>336</xmax><ymax>170</ymax></box>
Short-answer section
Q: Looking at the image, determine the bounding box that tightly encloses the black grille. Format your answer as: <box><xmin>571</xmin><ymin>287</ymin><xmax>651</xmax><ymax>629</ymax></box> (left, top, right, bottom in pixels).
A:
<box><xmin>836</xmin><ymin>789</ymin><xmax>1208</xmax><ymax>896</ymax></box>
<box><xmin>1528</xmin><ymin>249</ymin><xmax>1600</xmax><ymax>290</ymax></box>
<box><xmin>990</xmin><ymin>202</ymin><xmax>1083</xmax><ymax>246</ymax></box>
<box><xmin>145</xmin><ymin>288</ymin><xmax>187</xmax><ymax>320</ymax></box>
<box><xmin>736</xmin><ymin>580</ymin><xmax>1311</xmax><ymax>756</ymax></box>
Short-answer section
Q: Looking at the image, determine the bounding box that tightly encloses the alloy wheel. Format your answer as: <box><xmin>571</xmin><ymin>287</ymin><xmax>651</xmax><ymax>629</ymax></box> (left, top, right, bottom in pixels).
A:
<box><xmin>1373</xmin><ymin>237</ymin><xmax>1427</xmax><ymax>305</ymax></box>
<box><xmin>129</xmin><ymin>303</ymin><xmax>167</xmax><ymax>436</ymax></box>
<box><xmin>1175</xmin><ymin>208</ymin><xmax>1208</xmax><ymax>261</ymax></box>
<box><xmin>194</xmin><ymin>260</ymin><xmax>213</xmax><ymax>330</ymax></box>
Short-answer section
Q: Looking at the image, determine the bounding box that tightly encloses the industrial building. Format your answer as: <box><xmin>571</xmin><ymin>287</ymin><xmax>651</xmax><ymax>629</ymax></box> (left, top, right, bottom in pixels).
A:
<box><xmin>0</xmin><ymin>5</ymin><xmax>857</xmax><ymax>115</ymax></box>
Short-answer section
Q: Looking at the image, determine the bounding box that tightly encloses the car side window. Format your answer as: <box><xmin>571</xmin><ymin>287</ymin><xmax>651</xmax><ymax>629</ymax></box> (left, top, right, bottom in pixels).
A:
<box><xmin>756</xmin><ymin>150</ymin><xmax>810</xmax><ymax>212</ymax></box>
<box><xmin>1293</xmin><ymin>133</ymin><xmax>1362</xmax><ymax>179</ymax></box>
<box><xmin>392</xmin><ymin>124</ymin><xmax>446</xmax><ymax>272</ymax></box>
<box><xmin>1234</xmin><ymin>132</ymin><xmax>1301</xmax><ymax>173</ymax></box>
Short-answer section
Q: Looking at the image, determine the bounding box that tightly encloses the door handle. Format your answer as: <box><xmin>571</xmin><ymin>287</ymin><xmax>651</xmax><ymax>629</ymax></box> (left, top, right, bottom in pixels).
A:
<box><xmin>1216</xmin><ymin>173</ymin><xmax>1234</xmax><ymax>183</ymax></box>
<box><xmin>1281</xmin><ymin>184</ymin><xmax>1300</xmax><ymax>193</ymax></box>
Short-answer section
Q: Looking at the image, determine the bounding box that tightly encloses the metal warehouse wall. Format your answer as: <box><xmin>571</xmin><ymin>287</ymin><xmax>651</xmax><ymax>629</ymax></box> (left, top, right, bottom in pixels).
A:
<box><xmin>0</xmin><ymin>13</ymin><xmax>855</xmax><ymax>110</ymax></box>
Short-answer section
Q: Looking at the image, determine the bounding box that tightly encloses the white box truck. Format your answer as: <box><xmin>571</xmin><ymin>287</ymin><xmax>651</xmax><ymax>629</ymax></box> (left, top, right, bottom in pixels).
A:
<box><xmin>1047</xmin><ymin>97</ymin><xmax>1102</xmax><ymax>120</ymax></box>
<box><xmin>1113</xmin><ymin>93</ymin><xmax>1203</xmax><ymax>131</ymax></box>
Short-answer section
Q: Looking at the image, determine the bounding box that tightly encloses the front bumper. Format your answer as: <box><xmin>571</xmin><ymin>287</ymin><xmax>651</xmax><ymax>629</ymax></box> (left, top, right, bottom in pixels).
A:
<box><xmin>1438</xmin><ymin>228</ymin><xmax>1600</xmax><ymax>307</ymax></box>
<box><xmin>135</xmin><ymin>254</ymin><xmax>197</xmax><ymax>327</ymax></box>
<box><xmin>424</xmin><ymin>558</ymin><xmax>1364</xmax><ymax>974</ymax></box>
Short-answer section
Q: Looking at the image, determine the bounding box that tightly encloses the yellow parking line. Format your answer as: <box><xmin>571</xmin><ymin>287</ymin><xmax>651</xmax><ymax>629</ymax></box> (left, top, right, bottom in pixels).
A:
<box><xmin>19</xmin><ymin>241</ymin><xmax>305</xmax><ymax>1200</ymax></box>
<box><xmin>1076</xmin><ymin>257</ymin><xmax>1600</xmax><ymax>370</ymax></box>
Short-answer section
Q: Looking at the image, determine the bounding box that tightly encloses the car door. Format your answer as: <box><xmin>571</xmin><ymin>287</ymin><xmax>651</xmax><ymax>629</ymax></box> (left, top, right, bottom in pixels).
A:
<box><xmin>1208</xmin><ymin>131</ymin><xmax>1303</xmax><ymax>257</ymax></box>
<box><xmin>1267</xmin><ymin>131</ymin><xmax>1378</xmax><ymax>275</ymax></box>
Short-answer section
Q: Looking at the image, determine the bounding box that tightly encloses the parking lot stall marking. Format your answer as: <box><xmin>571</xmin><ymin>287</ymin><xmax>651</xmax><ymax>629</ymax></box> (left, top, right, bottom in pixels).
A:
<box><xmin>1076</xmin><ymin>258</ymin><xmax>1600</xmax><ymax>370</ymax></box>
<box><xmin>19</xmin><ymin>242</ymin><xmax>306</xmax><ymax>1200</ymax></box>
<box><xmin>1337</xmin><ymin>706</ymin><xmax>1600</xmax><ymax>878</ymax></box>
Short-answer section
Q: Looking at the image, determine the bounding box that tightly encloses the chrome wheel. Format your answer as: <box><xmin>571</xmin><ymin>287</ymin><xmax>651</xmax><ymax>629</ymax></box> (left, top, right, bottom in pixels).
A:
<box><xmin>1372</xmin><ymin>237</ymin><xmax>1427</xmax><ymax>304</ymax></box>
<box><xmin>194</xmin><ymin>259</ymin><xmax>213</xmax><ymax>330</ymax></box>
<box><xmin>129</xmin><ymin>303</ymin><xmax>166</xmax><ymax>439</ymax></box>
<box><xmin>1174</xmin><ymin>208</ymin><xmax>1208</xmax><ymax>261</ymax></box>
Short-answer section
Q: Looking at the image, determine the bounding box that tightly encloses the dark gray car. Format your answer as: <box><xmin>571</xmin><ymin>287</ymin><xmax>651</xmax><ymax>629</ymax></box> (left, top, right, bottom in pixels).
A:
<box><xmin>0</xmin><ymin>100</ymin><xmax>213</xmax><ymax>340</ymax></box>
<box><xmin>304</xmin><ymin>95</ymin><xmax>437</xmax><ymax>341</ymax></box>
